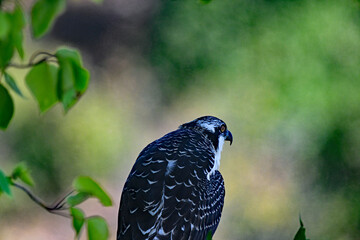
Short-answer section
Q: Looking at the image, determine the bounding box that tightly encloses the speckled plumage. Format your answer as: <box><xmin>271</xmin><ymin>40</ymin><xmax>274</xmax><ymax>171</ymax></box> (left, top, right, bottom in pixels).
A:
<box><xmin>117</xmin><ymin>116</ymin><xmax>232</xmax><ymax>240</ymax></box>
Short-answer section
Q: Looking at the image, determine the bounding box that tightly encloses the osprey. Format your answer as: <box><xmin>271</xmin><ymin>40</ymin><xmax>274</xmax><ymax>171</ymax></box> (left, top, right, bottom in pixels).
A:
<box><xmin>117</xmin><ymin>116</ymin><xmax>233</xmax><ymax>240</ymax></box>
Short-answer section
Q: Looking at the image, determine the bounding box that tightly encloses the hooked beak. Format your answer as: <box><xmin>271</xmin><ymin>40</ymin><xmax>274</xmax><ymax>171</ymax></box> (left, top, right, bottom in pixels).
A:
<box><xmin>225</xmin><ymin>130</ymin><xmax>233</xmax><ymax>145</ymax></box>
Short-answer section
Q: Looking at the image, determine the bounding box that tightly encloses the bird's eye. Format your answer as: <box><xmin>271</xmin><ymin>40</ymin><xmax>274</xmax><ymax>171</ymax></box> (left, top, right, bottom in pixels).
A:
<box><xmin>220</xmin><ymin>125</ymin><xmax>226</xmax><ymax>133</ymax></box>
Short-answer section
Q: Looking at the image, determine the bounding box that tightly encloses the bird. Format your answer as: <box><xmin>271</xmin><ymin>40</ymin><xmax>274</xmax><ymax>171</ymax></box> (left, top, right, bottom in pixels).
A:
<box><xmin>117</xmin><ymin>116</ymin><xmax>233</xmax><ymax>240</ymax></box>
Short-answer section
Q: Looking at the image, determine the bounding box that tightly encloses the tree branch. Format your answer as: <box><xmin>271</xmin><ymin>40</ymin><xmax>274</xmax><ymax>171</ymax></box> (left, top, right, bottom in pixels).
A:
<box><xmin>7</xmin><ymin>58</ymin><xmax>49</xmax><ymax>69</ymax></box>
<box><xmin>29</xmin><ymin>51</ymin><xmax>56</xmax><ymax>64</ymax></box>
<box><xmin>12</xmin><ymin>182</ymin><xmax>74</xmax><ymax>219</ymax></box>
<box><xmin>7</xmin><ymin>51</ymin><xmax>57</xmax><ymax>69</ymax></box>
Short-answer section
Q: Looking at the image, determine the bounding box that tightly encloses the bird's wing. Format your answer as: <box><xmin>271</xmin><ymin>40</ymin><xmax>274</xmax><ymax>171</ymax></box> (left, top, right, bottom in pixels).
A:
<box><xmin>117</xmin><ymin>129</ymin><xmax>225</xmax><ymax>240</ymax></box>
<box><xmin>157</xmin><ymin>170</ymin><xmax>225</xmax><ymax>240</ymax></box>
<box><xmin>117</xmin><ymin>140</ymin><xmax>169</xmax><ymax>239</ymax></box>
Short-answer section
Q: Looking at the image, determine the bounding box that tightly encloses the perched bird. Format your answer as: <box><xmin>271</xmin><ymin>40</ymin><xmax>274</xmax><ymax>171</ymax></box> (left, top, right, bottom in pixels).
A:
<box><xmin>117</xmin><ymin>116</ymin><xmax>233</xmax><ymax>240</ymax></box>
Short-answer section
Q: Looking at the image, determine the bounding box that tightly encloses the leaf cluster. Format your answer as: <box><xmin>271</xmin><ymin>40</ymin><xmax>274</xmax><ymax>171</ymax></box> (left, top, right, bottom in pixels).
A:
<box><xmin>67</xmin><ymin>176</ymin><xmax>112</xmax><ymax>240</ymax></box>
<box><xmin>25</xmin><ymin>48</ymin><xmax>90</xmax><ymax>113</ymax></box>
<box><xmin>0</xmin><ymin>163</ymin><xmax>34</xmax><ymax>197</ymax></box>
<box><xmin>0</xmin><ymin>0</ymin><xmax>99</xmax><ymax>130</ymax></box>
<box><xmin>1</xmin><ymin>0</ymin><xmax>107</xmax><ymax>239</ymax></box>
<box><xmin>0</xmin><ymin>163</ymin><xmax>112</xmax><ymax>240</ymax></box>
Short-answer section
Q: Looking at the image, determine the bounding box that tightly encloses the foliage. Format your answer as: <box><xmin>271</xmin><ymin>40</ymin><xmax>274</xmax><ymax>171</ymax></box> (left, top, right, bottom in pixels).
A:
<box><xmin>0</xmin><ymin>0</ymin><xmax>110</xmax><ymax>239</ymax></box>
<box><xmin>31</xmin><ymin>0</ymin><xmax>65</xmax><ymax>38</ymax></box>
<box><xmin>72</xmin><ymin>176</ymin><xmax>112</xmax><ymax>206</ymax></box>
<box><xmin>67</xmin><ymin>176</ymin><xmax>112</xmax><ymax>239</ymax></box>
<box><xmin>11</xmin><ymin>162</ymin><xmax>35</xmax><ymax>186</ymax></box>
<box><xmin>0</xmin><ymin>84</ymin><xmax>13</xmax><ymax>129</ymax></box>
<box><xmin>70</xmin><ymin>207</ymin><xmax>85</xmax><ymax>236</ymax></box>
<box><xmin>87</xmin><ymin>216</ymin><xmax>109</xmax><ymax>240</ymax></box>
<box><xmin>0</xmin><ymin>169</ymin><xmax>12</xmax><ymax>197</ymax></box>
<box><xmin>0</xmin><ymin>0</ymin><xmax>96</xmax><ymax>130</ymax></box>
<box><xmin>25</xmin><ymin>62</ymin><xmax>59</xmax><ymax>112</ymax></box>
<box><xmin>294</xmin><ymin>217</ymin><xmax>309</xmax><ymax>240</ymax></box>
<box><xmin>0</xmin><ymin>163</ymin><xmax>112</xmax><ymax>239</ymax></box>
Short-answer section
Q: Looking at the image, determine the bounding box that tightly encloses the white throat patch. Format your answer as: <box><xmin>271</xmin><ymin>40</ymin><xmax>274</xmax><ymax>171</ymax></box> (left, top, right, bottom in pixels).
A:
<box><xmin>207</xmin><ymin>135</ymin><xmax>225</xmax><ymax>180</ymax></box>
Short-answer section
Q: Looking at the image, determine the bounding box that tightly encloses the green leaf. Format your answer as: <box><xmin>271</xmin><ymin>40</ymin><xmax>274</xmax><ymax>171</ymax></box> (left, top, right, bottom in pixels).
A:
<box><xmin>8</xmin><ymin>6</ymin><xmax>26</xmax><ymax>59</ymax></box>
<box><xmin>70</xmin><ymin>207</ymin><xmax>85</xmax><ymax>236</ymax></box>
<box><xmin>0</xmin><ymin>38</ymin><xmax>14</xmax><ymax>69</ymax></box>
<box><xmin>55</xmin><ymin>48</ymin><xmax>89</xmax><ymax>92</ymax></box>
<box><xmin>0</xmin><ymin>169</ymin><xmax>12</xmax><ymax>197</ymax></box>
<box><xmin>11</xmin><ymin>6</ymin><xmax>26</xmax><ymax>30</ymax></box>
<box><xmin>4</xmin><ymin>72</ymin><xmax>24</xmax><ymax>97</ymax></box>
<box><xmin>31</xmin><ymin>0</ymin><xmax>65</xmax><ymax>38</ymax></box>
<box><xmin>25</xmin><ymin>62</ymin><xmax>58</xmax><ymax>112</ymax></box>
<box><xmin>57</xmin><ymin>60</ymin><xmax>77</xmax><ymax>110</ymax></box>
<box><xmin>0</xmin><ymin>12</ymin><xmax>10</xmax><ymax>39</ymax></box>
<box><xmin>294</xmin><ymin>216</ymin><xmax>308</xmax><ymax>240</ymax></box>
<box><xmin>0</xmin><ymin>84</ymin><xmax>14</xmax><ymax>130</ymax></box>
<box><xmin>0</xmin><ymin>6</ymin><xmax>26</xmax><ymax>66</ymax></box>
<box><xmin>56</xmin><ymin>48</ymin><xmax>82</xmax><ymax>63</ymax></box>
<box><xmin>11</xmin><ymin>163</ymin><xmax>34</xmax><ymax>186</ymax></box>
<box><xmin>55</xmin><ymin>48</ymin><xmax>89</xmax><ymax>112</ymax></box>
<box><xmin>74</xmin><ymin>66</ymin><xmax>89</xmax><ymax>92</ymax></box>
<box><xmin>87</xmin><ymin>216</ymin><xmax>109</xmax><ymax>240</ymax></box>
<box><xmin>73</xmin><ymin>176</ymin><xmax>112</xmax><ymax>207</ymax></box>
<box><xmin>12</xmin><ymin>31</ymin><xmax>24</xmax><ymax>59</ymax></box>
<box><xmin>67</xmin><ymin>192</ymin><xmax>90</xmax><ymax>207</ymax></box>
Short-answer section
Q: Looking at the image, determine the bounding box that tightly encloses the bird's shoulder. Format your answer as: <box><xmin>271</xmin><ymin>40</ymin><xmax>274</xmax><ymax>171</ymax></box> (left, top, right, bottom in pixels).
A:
<box><xmin>140</xmin><ymin>128</ymin><xmax>213</xmax><ymax>157</ymax></box>
<box><xmin>130</xmin><ymin>128</ymin><xmax>215</xmax><ymax>172</ymax></box>
<box><xmin>122</xmin><ymin>127</ymin><xmax>218</xmax><ymax>202</ymax></box>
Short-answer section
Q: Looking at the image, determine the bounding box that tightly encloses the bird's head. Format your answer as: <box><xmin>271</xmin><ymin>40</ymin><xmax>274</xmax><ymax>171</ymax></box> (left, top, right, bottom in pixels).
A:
<box><xmin>180</xmin><ymin>116</ymin><xmax>233</xmax><ymax>151</ymax></box>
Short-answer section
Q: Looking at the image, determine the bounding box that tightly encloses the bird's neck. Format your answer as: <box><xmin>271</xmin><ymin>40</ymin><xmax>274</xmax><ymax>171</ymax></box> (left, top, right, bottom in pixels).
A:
<box><xmin>207</xmin><ymin>135</ymin><xmax>225</xmax><ymax>180</ymax></box>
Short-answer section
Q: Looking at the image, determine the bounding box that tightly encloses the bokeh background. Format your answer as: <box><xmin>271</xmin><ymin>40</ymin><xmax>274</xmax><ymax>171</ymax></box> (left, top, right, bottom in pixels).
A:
<box><xmin>1</xmin><ymin>0</ymin><xmax>360</xmax><ymax>239</ymax></box>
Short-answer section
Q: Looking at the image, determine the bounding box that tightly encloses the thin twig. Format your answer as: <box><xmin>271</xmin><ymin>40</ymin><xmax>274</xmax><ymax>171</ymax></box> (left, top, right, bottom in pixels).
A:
<box><xmin>51</xmin><ymin>189</ymin><xmax>75</xmax><ymax>210</ymax></box>
<box><xmin>7</xmin><ymin>51</ymin><xmax>58</xmax><ymax>69</ymax></box>
<box><xmin>12</xmin><ymin>182</ymin><xmax>48</xmax><ymax>209</ymax></box>
<box><xmin>12</xmin><ymin>182</ymin><xmax>73</xmax><ymax>219</ymax></box>
<box><xmin>47</xmin><ymin>59</ymin><xmax>59</xmax><ymax>64</ymax></box>
<box><xmin>7</xmin><ymin>58</ymin><xmax>49</xmax><ymax>69</ymax></box>
<box><xmin>49</xmin><ymin>210</ymin><xmax>71</xmax><ymax>219</ymax></box>
<box><xmin>28</xmin><ymin>51</ymin><xmax>56</xmax><ymax>65</ymax></box>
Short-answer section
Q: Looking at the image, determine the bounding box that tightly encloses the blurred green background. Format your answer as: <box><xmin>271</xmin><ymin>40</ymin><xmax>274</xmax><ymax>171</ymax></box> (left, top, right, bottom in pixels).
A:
<box><xmin>1</xmin><ymin>0</ymin><xmax>360</xmax><ymax>239</ymax></box>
